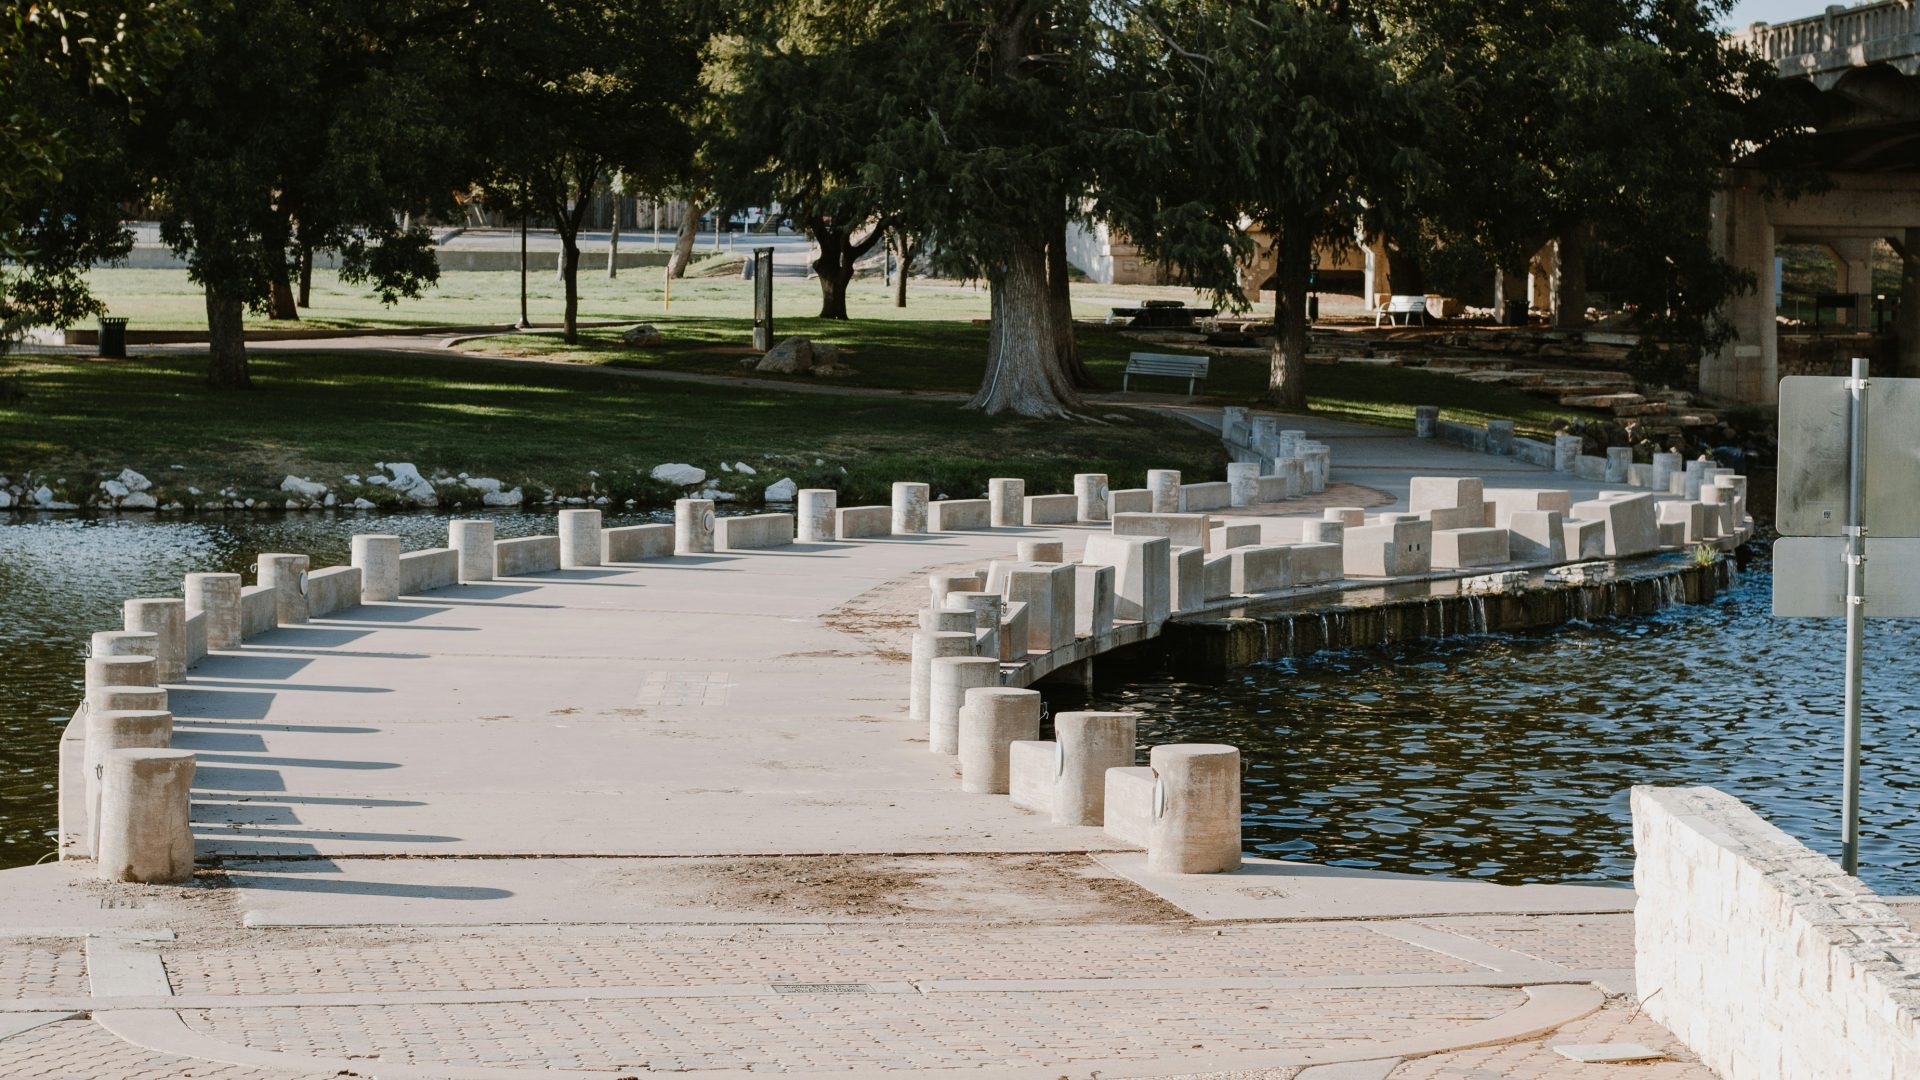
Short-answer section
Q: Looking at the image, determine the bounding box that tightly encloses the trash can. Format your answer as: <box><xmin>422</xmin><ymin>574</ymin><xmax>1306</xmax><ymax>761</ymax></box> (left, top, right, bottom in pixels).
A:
<box><xmin>1306</xmin><ymin>295</ymin><xmax>1319</xmax><ymax>322</ymax></box>
<box><xmin>1502</xmin><ymin>299</ymin><xmax>1527</xmax><ymax>327</ymax></box>
<box><xmin>97</xmin><ymin>317</ymin><xmax>129</xmax><ymax>359</ymax></box>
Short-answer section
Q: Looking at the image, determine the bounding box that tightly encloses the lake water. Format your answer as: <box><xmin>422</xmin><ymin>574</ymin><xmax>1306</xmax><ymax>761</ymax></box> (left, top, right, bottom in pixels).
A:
<box><xmin>3</xmin><ymin>515</ymin><xmax>1916</xmax><ymax>892</ymax></box>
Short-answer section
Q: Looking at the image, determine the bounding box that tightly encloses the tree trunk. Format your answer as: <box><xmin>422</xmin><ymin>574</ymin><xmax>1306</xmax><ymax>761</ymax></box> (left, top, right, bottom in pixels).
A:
<box><xmin>1268</xmin><ymin>226</ymin><xmax>1312</xmax><ymax>410</ymax></box>
<box><xmin>665</xmin><ymin>204</ymin><xmax>703</xmax><ymax>279</ymax></box>
<box><xmin>1047</xmin><ymin>218</ymin><xmax>1092</xmax><ymax>388</ymax></box>
<box><xmin>1384</xmin><ymin>236</ymin><xmax>1425</xmax><ymax>298</ymax></box>
<box><xmin>267</xmin><ymin>251</ymin><xmax>298</xmax><ymax>321</ymax></box>
<box><xmin>893</xmin><ymin>231</ymin><xmax>913</xmax><ymax>308</ymax></box>
<box><xmin>813</xmin><ymin>227</ymin><xmax>853</xmax><ymax>320</ymax></box>
<box><xmin>607</xmin><ymin>198</ymin><xmax>620</xmax><ymax>279</ymax></box>
<box><xmin>559</xmin><ymin>229</ymin><xmax>581</xmax><ymax>344</ymax></box>
<box><xmin>1553</xmin><ymin>224</ymin><xmax>1589</xmax><ymax>330</ymax></box>
<box><xmin>969</xmin><ymin>239</ymin><xmax>1084</xmax><ymax>417</ymax></box>
<box><xmin>296</xmin><ymin>243</ymin><xmax>313</xmax><ymax>308</ymax></box>
<box><xmin>206</xmin><ymin>285</ymin><xmax>251</xmax><ymax>389</ymax></box>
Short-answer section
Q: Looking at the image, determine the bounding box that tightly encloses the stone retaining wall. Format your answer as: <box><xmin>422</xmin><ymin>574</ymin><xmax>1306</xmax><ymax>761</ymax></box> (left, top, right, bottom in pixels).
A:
<box><xmin>1633</xmin><ymin>786</ymin><xmax>1920</xmax><ymax>1079</ymax></box>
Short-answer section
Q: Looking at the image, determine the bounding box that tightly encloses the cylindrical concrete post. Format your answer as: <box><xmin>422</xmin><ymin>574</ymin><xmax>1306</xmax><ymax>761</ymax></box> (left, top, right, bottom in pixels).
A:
<box><xmin>797</xmin><ymin>489</ymin><xmax>837</xmax><ymax>543</ymax></box>
<box><xmin>1414</xmin><ymin>405</ymin><xmax>1439</xmax><ymax>438</ymax></box>
<box><xmin>1074</xmin><ymin>473</ymin><xmax>1110</xmax><ymax>523</ymax></box>
<box><xmin>1053</xmin><ymin>711</ymin><xmax>1137</xmax><ymax>826</ymax></box>
<box><xmin>352</xmin><ymin>534</ymin><xmax>402</xmax><ymax>602</ymax></box>
<box><xmin>929</xmin><ymin>572</ymin><xmax>983</xmax><ymax>608</ymax></box>
<box><xmin>1303</xmin><ymin>520</ymin><xmax>1344</xmax><ymax>545</ymax></box>
<box><xmin>1604</xmin><ymin>446</ymin><xmax>1632</xmax><ymax>484</ymax></box>
<box><xmin>675</xmin><ymin>499</ymin><xmax>715</xmax><ymax>554</ymax></box>
<box><xmin>85</xmin><ymin>708</ymin><xmax>173</xmax><ymax>856</ymax></box>
<box><xmin>958</xmin><ymin>687</ymin><xmax>1043</xmax><ymax>794</ymax></box>
<box><xmin>91</xmin><ymin>630</ymin><xmax>158</xmax><ymax>660</ymax></box>
<box><xmin>449</xmin><ymin>519</ymin><xmax>496</xmax><ymax>582</ymax></box>
<box><xmin>1651</xmin><ymin>452</ymin><xmax>1682</xmax><ymax>494</ymax></box>
<box><xmin>1147</xmin><ymin>470</ymin><xmax>1181</xmax><ymax>514</ymax></box>
<box><xmin>910</xmin><ymin>630</ymin><xmax>976</xmax><ymax>724</ymax></box>
<box><xmin>891</xmin><ymin>483</ymin><xmax>929</xmax><ymax>535</ymax></box>
<box><xmin>558</xmin><ymin>508</ymin><xmax>603</xmax><ymax>568</ymax></box>
<box><xmin>1016</xmin><ymin>540</ymin><xmax>1064</xmax><ymax>563</ymax></box>
<box><xmin>988</xmin><ymin>478</ymin><xmax>1025</xmax><ymax>527</ymax></box>
<box><xmin>94</xmin><ymin>748</ymin><xmax>196</xmax><ymax>884</ymax></box>
<box><xmin>257</xmin><ymin>553</ymin><xmax>310</xmax><ymax>625</ymax></box>
<box><xmin>122</xmin><ymin>599</ymin><xmax>186</xmax><ymax>683</ymax></box>
<box><xmin>86</xmin><ymin>655</ymin><xmax>157</xmax><ymax>696</ymax></box>
<box><xmin>919</xmin><ymin>608</ymin><xmax>975</xmax><ymax>634</ymax></box>
<box><xmin>1227</xmin><ymin>462</ymin><xmax>1260</xmax><ymax>508</ymax></box>
<box><xmin>185</xmin><ymin>572</ymin><xmax>243</xmax><ymax>650</ymax></box>
<box><xmin>1148</xmin><ymin>743</ymin><xmax>1242</xmax><ymax>874</ymax></box>
<box><xmin>943</xmin><ymin>592</ymin><xmax>1003</xmax><ymax>658</ymax></box>
<box><xmin>86</xmin><ymin>686</ymin><xmax>167</xmax><ymax>714</ymax></box>
<box><xmin>1553</xmin><ymin>434</ymin><xmax>1582</xmax><ymax>473</ymax></box>
<box><xmin>928</xmin><ymin>655</ymin><xmax>1000</xmax><ymax>755</ymax></box>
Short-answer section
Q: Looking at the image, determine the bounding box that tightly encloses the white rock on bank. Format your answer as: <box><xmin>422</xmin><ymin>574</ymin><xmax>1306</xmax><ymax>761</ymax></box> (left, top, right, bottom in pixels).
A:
<box><xmin>32</xmin><ymin>485</ymin><xmax>56</xmax><ymax>507</ymax></box>
<box><xmin>482</xmin><ymin>487</ymin><xmax>523</xmax><ymax>507</ymax></box>
<box><xmin>0</xmin><ymin>489</ymin><xmax>11</xmax><ymax>509</ymax></box>
<box><xmin>733</xmin><ymin>462</ymin><xmax>756</xmax><ymax>476</ymax></box>
<box><xmin>120</xmin><ymin>491</ymin><xmax>157</xmax><ymax>510</ymax></box>
<box><xmin>651</xmin><ymin>463</ymin><xmax>706</xmax><ymax>487</ymax></box>
<box><xmin>352</xmin><ymin>497</ymin><xmax>377</xmax><ymax>510</ymax></box>
<box><xmin>100</xmin><ymin>479</ymin><xmax>131</xmax><ymax>499</ymax></box>
<box><xmin>117</xmin><ymin>468</ymin><xmax>152</xmax><ymax>493</ymax></box>
<box><xmin>376</xmin><ymin>462</ymin><xmax>437</xmax><ymax>506</ymax></box>
<box><xmin>764</xmin><ymin>477</ymin><xmax>797</xmax><ymax>502</ymax></box>
<box><xmin>464</xmin><ymin>477</ymin><xmax>503</xmax><ymax>495</ymax></box>
<box><xmin>694</xmin><ymin>487</ymin><xmax>738</xmax><ymax>503</ymax></box>
<box><xmin>720</xmin><ymin>462</ymin><xmax>733</xmax><ymax>473</ymax></box>
<box><xmin>280</xmin><ymin>475</ymin><xmax>328</xmax><ymax>500</ymax></box>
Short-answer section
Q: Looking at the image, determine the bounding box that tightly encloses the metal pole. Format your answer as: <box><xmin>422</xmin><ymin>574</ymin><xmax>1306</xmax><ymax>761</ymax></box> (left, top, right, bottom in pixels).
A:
<box><xmin>1841</xmin><ymin>355</ymin><xmax>1870</xmax><ymax>874</ymax></box>
<box><xmin>517</xmin><ymin>178</ymin><xmax>530</xmax><ymax>329</ymax></box>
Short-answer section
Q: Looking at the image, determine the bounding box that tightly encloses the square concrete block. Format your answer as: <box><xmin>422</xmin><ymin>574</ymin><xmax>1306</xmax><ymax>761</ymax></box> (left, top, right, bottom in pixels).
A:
<box><xmin>928</xmin><ymin>499</ymin><xmax>991</xmax><ymax>531</ymax></box>
<box><xmin>1082</xmin><ymin>534</ymin><xmax>1171</xmax><ymax>625</ymax></box>
<box><xmin>1658</xmin><ymin>500</ymin><xmax>1715</xmax><ymax>544</ymax></box>
<box><xmin>1323</xmin><ymin>506</ymin><xmax>1366</xmax><ymax>528</ymax></box>
<box><xmin>1170</xmin><ymin>545</ymin><xmax>1203</xmax><ymax>615</ymax></box>
<box><xmin>1508</xmin><ymin>509</ymin><xmax>1566</xmax><ymax>563</ymax></box>
<box><xmin>1112</xmin><ymin>512</ymin><xmax>1213</xmax><ymax>553</ymax></box>
<box><xmin>1409</xmin><ymin>476</ymin><xmax>1485</xmax><ymax>514</ymax></box>
<box><xmin>1627</xmin><ymin>463</ymin><xmax>1654</xmax><ymax>489</ymax></box>
<box><xmin>1005</xmin><ymin>563</ymin><xmax>1076</xmax><ymax>652</ymax></box>
<box><xmin>1570</xmin><ymin>493</ymin><xmax>1658</xmax><ymax>557</ymax></box>
<box><xmin>1075</xmin><ymin>563</ymin><xmax>1115</xmax><ymax>638</ymax></box>
<box><xmin>1574</xmin><ymin>455</ymin><xmax>1608</xmax><ymax>482</ymax></box>
<box><xmin>1203</xmin><ymin>553</ymin><xmax>1233</xmax><ymax>600</ymax></box>
<box><xmin>1428</xmin><ymin>503</ymin><xmax>1489</xmax><ymax>532</ymax></box>
<box><xmin>1487</xmin><ymin>488</ymin><xmax>1573</xmax><ymax>527</ymax></box>
<box><xmin>1008</xmin><ymin>740</ymin><xmax>1054</xmax><ymax>814</ymax></box>
<box><xmin>999</xmin><ymin>601</ymin><xmax>1030</xmax><ymax>661</ymax></box>
<box><xmin>1342</xmin><ymin>519</ymin><xmax>1432</xmax><ymax>578</ymax></box>
<box><xmin>1290</xmin><ymin>542</ymin><xmax>1343</xmax><ymax>584</ymax></box>
<box><xmin>1433</xmin><ymin>527</ymin><xmax>1511</xmax><ymax>570</ymax></box>
<box><xmin>1230</xmin><ymin>545</ymin><xmax>1294</xmax><ymax>594</ymax></box>
<box><xmin>1564</xmin><ymin>518</ymin><xmax>1606</xmax><ymax>560</ymax></box>
<box><xmin>1023</xmin><ymin>493</ymin><xmax>1079</xmax><ymax>525</ymax></box>
<box><xmin>1213</xmin><ymin>522</ymin><xmax>1262</xmax><ymax>549</ymax></box>
<box><xmin>1103</xmin><ymin>766</ymin><xmax>1155</xmax><ymax>848</ymax></box>
<box><xmin>1658</xmin><ymin>520</ymin><xmax>1685</xmax><ymax>547</ymax></box>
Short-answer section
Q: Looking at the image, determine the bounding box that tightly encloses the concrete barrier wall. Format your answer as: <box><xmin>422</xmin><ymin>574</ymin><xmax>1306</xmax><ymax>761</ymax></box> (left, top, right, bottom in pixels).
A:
<box><xmin>836</xmin><ymin>506</ymin><xmax>892</xmax><ymax>540</ymax></box>
<box><xmin>306</xmin><ymin>565</ymin><xmax>363</xmax><ymax>617</ymax></box>
<box><xmin>1023</xmin><ymin>494</ymin><xmax>1078</xmax><ymax>526</ymax></box>
<box><xmin>398</xmin><ymin>547</ymin><xmax>459</xmax><ymax>594</ymax></box>
<box><xmin>929</xmin><ymin>499</ymin><xmax>990</xmax><ymax>531</ymax></box>
<box><xmin>1633</xmin><ymin>785</ymin><xmax>1920</xmax><ymax>1080</ymax></box>
<box><xmin>1178</xmin><ymin>482</ymin><xmax>1231</xmax><ymax>513</ymax></box>
<box><xmin>239</xmin><ymin>585</ymin><xmax>277</xmax><ymax>639</ymax></box>
<box><xmin>716</xmin><ymin>513</ymin><xmax>795</xmax><ymax>551</ymax></box>
<box><xmin>184</xmin><ymin>611</ymin><xmax>208</xmax><ymax>667</ymax></box>
<box><xmin>604</xmin><ymin>523</ymin><xmax>674</xmax><ymax>562</ymax></box>
<box><xmin>495</xmin><ymin>535</ymin><xmax>562</xmax><ymax>576</ymax></box>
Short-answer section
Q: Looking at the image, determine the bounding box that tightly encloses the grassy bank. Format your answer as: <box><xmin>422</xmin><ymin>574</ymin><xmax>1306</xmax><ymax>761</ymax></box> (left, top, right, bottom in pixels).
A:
<box><xmin>0</xmin><ymin>351</ymin><xmax>1226</xmax><ymax>510</ymax></box>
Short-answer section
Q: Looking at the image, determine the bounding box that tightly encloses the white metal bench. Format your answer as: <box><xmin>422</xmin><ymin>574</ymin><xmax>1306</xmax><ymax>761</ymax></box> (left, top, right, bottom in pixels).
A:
<box><xmin>1123</xmin><ymin>352</ymin><xmax>1210</xmax><ymax>395</ymax></box>
<box><xmin>1375</xmin><ymin>295</ymin><xmax>1428</xmax><ymax>327</ymax></box>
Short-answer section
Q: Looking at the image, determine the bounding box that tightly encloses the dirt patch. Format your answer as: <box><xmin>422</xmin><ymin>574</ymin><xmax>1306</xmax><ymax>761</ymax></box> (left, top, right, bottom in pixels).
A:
<box><xmin>1244</xmin><ymin>481</ymin><xmax>1393</xmax><ymax>515</ymax></box>
<box><xmin>822</xmin><ymin>558</ymin><xmax>986</xmax><ymax>661</ymax></box>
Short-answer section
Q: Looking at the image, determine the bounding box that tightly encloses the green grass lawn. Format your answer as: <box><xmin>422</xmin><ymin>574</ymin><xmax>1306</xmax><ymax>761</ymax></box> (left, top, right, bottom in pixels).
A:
<box><xmin>0</xmin><ymin>350</ymin><xmax>1226</xmax><ymax>509</ymax></box>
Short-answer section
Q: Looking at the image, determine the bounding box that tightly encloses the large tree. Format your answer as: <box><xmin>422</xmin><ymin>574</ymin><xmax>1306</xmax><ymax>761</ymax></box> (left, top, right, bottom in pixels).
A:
<box><xmin>478</xmin><ymin>0</ymin><xmax>702</xmax><ymax>343</ymax></box>
<box><xmin>135</xmin><ymin>0</ymin><xmax>472</xmax><ymax>386</ymax></box>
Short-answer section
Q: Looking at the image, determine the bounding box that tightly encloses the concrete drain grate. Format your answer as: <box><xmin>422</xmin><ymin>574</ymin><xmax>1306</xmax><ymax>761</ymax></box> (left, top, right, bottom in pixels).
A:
<box><xmin>770</xmin><ymin>983</ymin><xmax>875</xmax><ymax>994</ymax></box>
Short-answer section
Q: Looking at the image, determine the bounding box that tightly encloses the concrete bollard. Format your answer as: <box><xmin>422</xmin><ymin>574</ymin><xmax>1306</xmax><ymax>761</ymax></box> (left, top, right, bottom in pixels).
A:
<box><xmin>1323</xmin><ymin>506</ymin><xmax>1365</xmax><ymax>527</ymax></box>
<box><xmin>928</xmin><ymin>655</ymin><xmax>1000</xmax><ymax>755</ymax></box>
<box><xmin>86</xmin><ymin>655</ymin><xmax>157</xmax><ymax>696</ymax></box>
<box><xmin>1605</xmin><ymin>446</ymin><xmax>1632</xmax><ymax>484</ymax></box>
<box><xmin>351</xmin><ymin>534</ymin><xmax>403</xmax><ymax>602</ymax></box>
<box><xmin>257</xmin><ymin>553</ymin><xmax>310</xmax><ymax>626</ymax></box>
<box><xmin>449</xmin><ymin>519</ymin><xmax>497</xmax><ymax>582</ymax></box>
<box><xmin>988</xmin><ymin>478</ymin><xmax>1025</xmax><ymax>527</ymax></box>
<box><xmin>1016</xmin><ymin>540</ymin><xmax>1064</xmax><ymax>564</ymax></box>
<box><xmin>797</xmin><ymin>489</ymin><xmax>837</xmax><ymax>543</ymax></box>
<box><xmin>87</xmin><ymin>686</ymin><xmax>167</xmax><ymax>715</ymax></box>
<box><xmin>943</xmin><ymin>591</ymin><xmax>1004</xmax><ymax>658</ymax></box>
<box><xmin>919</xmin><ymin>607</ymin><xmax>975</xmax><ymax>634</ymax></box>
<box><xmin>1148</xmin><ymin>743</ymin><xmax>1242</xmax><ymax>874</ymax></box>
<box><xmin>85</xmin><ymin>708</ymin><xmax>173</xmax><ymax>856</ymax></box>
<box><xmin>91</xmin><ymin>630</ymin><xmax>158</xmax><ymax>660</ymax></box>
<box><xmin>558</xmin><ymin>508</ymin><xmax>603</xmax><ymax>568</ymax></box>
<box><xmin>1414</xmin><ymin>405</ymin><xmax>1439</xmax><ymax>438</ymax></box>
<box><xmin>1053</xmin><ymin>711</ymin><xmax>1137</xmax><ymax>827</ymax></box>
<box><xmin>1147</xmin><ymin>470</ymin><xmax>1181</xmax><ymax>514</ymax></box>
<box><xmin>122</xmin><ymin>599</ymin><xmax>186</xmax><ymax>683</ymax></box>
<box><xmin>1553</xmin><ymin>434</ymin><xmax>1583</xmax><ymax>474</ymax></box>
<box><xmin>675</xmin><ymin>499</ymin><xmax>716</xmax><ymax>554</ymax></box>
<box><xmin>1651</xmin><ymin>451</ymin><xmax>1682</xmax><ymax>494</ymax></box>
<box><xmin>1486</xmin><ymin>420</ymin><xmax>1516</xmax><ymax>455</ymax></box>
<box><xmin>929</xmin><ymin>572</ymin><xmax>985</xmax><ymax>608</ymax></box>
<box><xmin>184</xmin><ymin>572</ymin><xmax>243</xmax><ymax>650</ymax></box>
<box><xmin>958</xmin><ymin>687</ymin><xmax>1044</xmax><ymax>794</ymax></box>
<box><xmin>891</xmin><ymin>483</ymin><xmax>930</xmax><ymax>534</ymax></box>
<box><xmin>94</xmin><ymin>748</ymin><xmax>196</xmax><ymax>883</ymax></box>
<box><xmin>1074</xmin><ymin>473</ymin><xmax>1110</xmax><ymax>523</ymax></box>
<box><xmin>1227</xmin><ymin>462</ymin><xmax>1260</xmax><ymax>508</ymax></box>
<box><xmin>910</xmin><ymin>631</ymin><xmax>976</xmax><ymax>723</ymax></box>
<box><xmin>1303</xmin><ymin>519</ymin><xmax>1344</xmax><ymax>545</ymax></box>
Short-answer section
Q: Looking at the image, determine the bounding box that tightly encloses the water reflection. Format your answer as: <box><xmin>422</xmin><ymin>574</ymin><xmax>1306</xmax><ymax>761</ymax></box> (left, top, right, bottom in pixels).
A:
<box><xmin>1091</xmin><ymin>554</ymin><xmax>1920</xmax><ymax>893</ymax></box>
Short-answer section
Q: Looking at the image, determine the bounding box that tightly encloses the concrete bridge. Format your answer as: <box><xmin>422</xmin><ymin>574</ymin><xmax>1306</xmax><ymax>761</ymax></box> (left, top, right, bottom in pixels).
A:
<box><xmin>1711</xmin><ymin>2</ymin><xmax>1920</xmax><ymax>402</ymax></box>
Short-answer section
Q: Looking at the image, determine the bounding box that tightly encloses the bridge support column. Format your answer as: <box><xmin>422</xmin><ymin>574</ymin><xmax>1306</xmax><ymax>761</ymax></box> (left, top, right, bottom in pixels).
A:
<box><xmin>1901</xmin><ymin>228</ymin><xmax>1920</xmax><ymax>378</ymax></box>
<box><xmin>1527</xmin><ymin>244</ymin><xmax>1555</xmax><ymax>316</ymax></box>
<box><xmin>1829</xmin><ymin>237</ymin><xmax>1877</xmax><ymax>325</ymax></box>
<box><xmin>1702</xmin><ymin>180</ymin><xmax>1777</xmax><ymax>404</ymax></box>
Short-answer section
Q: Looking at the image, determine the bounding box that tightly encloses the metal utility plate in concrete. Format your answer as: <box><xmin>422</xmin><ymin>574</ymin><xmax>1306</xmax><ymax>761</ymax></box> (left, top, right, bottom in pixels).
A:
<box><xmin>1773</xmin><ymin>536</ymin><xmax>1920</xmax><ymax>617</ymax></box>
<box><xmin>1552</xmin><ymin>1042</ymin><xmax>1666</xmax><ymax>1063</ymax></box>
<box><xmin>1776</xmin><ymin>375</ymin><xmax>1920</xmax><ymax>537</ymax></box>
<box><xmin>1094</xmin><ymin>854</ymin><xmax>1635</xmax><ymax>921</ymax></box>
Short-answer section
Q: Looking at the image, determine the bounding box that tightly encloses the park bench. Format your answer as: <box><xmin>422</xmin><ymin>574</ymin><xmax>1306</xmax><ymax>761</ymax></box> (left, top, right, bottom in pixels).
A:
<box><xmin>1109</xmin><ymin>304</ymin><xmax>1218</xmax><ymax>329</ymax></box>
<box><xmin>1375</xmin><ymin>295</ymin><xmax>1429</xmax><ymax>327</ymax></box>
<box><xmin>1123</xmin><ymin>352</ymin><xmax>1210</xmax><ymax>395</ymax></box>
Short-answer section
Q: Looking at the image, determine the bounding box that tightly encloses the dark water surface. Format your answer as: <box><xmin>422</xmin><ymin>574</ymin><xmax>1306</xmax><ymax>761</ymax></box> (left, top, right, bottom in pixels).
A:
<box><xmin>4</xmin><ymin>515</ymin><xmax>1918</xmax><ymax>893</ymax></box>
<box><xmin>1090</xmin><ymin>552</ymin><xmax>1920</xmax><ymax>893</ymax></box>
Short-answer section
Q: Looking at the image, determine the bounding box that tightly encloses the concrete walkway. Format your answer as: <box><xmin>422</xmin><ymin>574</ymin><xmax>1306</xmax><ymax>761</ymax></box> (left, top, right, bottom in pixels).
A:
<box><xmin>0</xmin><ymin>446</ymin><xmax>1716</xmax><ymax>1076</ymax></box>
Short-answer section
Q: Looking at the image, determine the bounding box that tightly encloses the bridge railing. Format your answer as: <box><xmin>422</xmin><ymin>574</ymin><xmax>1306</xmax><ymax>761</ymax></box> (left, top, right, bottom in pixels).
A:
<box><xmin>1732</xmin><ymin>0</ymin><xmax>1918</xmax><ymax>64</ymax></box>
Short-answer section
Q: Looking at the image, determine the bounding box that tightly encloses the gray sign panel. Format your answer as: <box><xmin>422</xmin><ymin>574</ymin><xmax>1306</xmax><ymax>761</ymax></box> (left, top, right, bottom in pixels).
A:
<box><xmin>1776</xmin><ymin>375</ymin><xmax>1920</xmax><ymax>538</ymax></box>
<box><xmin>1772</xmin><ymin>536</ymin><xmax>1920</xmax><ymax>618</ymax></box>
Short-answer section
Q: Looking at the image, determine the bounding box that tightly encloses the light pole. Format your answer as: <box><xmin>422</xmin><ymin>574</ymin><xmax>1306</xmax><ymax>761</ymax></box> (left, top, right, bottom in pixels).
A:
<box><xmin>517</xmin><ymin>176</ymin><xmax>530</xmax><ymax>330</ymax></box>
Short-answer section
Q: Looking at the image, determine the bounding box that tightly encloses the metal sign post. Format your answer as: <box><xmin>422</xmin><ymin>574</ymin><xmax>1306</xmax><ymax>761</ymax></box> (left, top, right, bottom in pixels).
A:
<box><xmin>1773</xmin><ymin>359</ymin><xmax>1920</xmax><ymax>877</ymax></box>
<box><xmin>751</xmin><ymin>246</ymin><xmax>775</xmax><ymax>352</ymax></box>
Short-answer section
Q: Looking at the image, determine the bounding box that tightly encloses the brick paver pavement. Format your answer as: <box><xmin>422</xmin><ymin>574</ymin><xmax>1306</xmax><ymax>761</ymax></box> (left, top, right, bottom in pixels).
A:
<box><xmin>1388</xmin><ymin>998</ymin><xmax>1715</xmax><ymax>1078</ymax></box>
<box><xmin>0</xmin><ymin>940</ymin><xmax>87</xmax><ymax>999</ymax></box>
<box><xmin>1423</xmin><ymin>915</ymin><xmax>1636</xmax><ymax>972</ymax></box>
<box><xmin>0</xmin><ymin>1018</ymin><xmax>335</xmax><ymax>1080</ymax></box>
